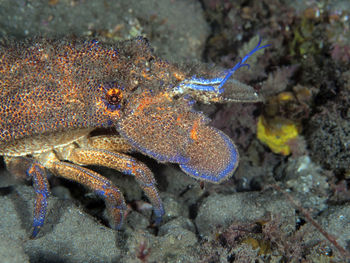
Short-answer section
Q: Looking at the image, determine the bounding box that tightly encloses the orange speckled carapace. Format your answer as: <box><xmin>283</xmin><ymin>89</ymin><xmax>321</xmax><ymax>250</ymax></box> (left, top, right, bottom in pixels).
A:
<box><xmin>0</xmin><ymin>36</ymin><xmax>268</xmax><ymax>237</ymax></box>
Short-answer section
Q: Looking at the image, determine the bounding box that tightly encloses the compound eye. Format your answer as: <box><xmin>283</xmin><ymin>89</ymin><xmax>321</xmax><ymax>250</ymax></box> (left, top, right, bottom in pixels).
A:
<box><xmin>106</xmin><ymin>88</ymin><xmax>123</xmax><ymax>105</ymax></box>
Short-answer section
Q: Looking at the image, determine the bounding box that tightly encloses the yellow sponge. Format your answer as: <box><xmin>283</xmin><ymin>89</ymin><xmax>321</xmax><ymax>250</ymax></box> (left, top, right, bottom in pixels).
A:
<box><xmin>257</xmin><ymin>115</ymin><xmax>299</xmax><ymax>155</ymax></box>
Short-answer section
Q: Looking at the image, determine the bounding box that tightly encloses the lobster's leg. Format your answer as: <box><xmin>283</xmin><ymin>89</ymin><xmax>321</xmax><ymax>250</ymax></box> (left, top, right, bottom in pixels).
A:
<box><xmin>51</xmin><ymin>161</ymin><xmax>126</xmax><ymax>230</ymax></box>
<box><xmin>28</xmin><ymin>162</ymin><xmax>50</xmax><ymax>238</ymax></box>
<box><xmin>5</xmin><ymin>157</ymin><xmax>49</xmax><ymax>238</ymax></box>
<box><xmin>87</xmin><ymin>135</ymin><xmax>134</xmax><ymax>153</ymax></box>
<box><xmin>67</xmin><ymin>148</ymin><xmax>164</xmax><ymax>224</ymax></box>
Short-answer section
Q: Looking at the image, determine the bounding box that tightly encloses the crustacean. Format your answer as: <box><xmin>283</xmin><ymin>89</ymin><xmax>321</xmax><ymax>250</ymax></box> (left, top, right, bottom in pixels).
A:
<box><xmin>0</xmin><ymin>36</ymin><xmax>268</xmax><ymax>237</ymax></box>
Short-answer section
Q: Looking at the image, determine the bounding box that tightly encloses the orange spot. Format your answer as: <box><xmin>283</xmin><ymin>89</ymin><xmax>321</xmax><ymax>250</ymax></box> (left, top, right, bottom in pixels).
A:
<box><xmin>163</xmin><ymin>92</ymin><xmax>173</xmax><ymax>101</ymax></box>
<box><xmin>142</xmin><ymin>70</ymin><xmax>152</xmax><ymax>80</ymax></box>
<box><xmin>133</xmin><ymin>55</ymin><xmax>147</xmax><ymax>65</ymax></box>
<box><xmin>105</xmin><ymin>109</ymin><xmax>121</xmax><ymax>118</ymax></box>
<box><xmin>136</xmin><ymin>96</ymin><xmax>153</xmax><ymax>112</ymax></box>
<box><xmin>176</xmin><ymin>113</ymin><xmax>185</xmax><ymax>124</ymax></box>
<box><xmin>190</xmin><ymin>121</ymin><xmax>199</xmax><ymax>140</ymax></box>
<box><xmin>173</xmin><ymin>71</ymin><xmax>185</xmax><ymax>81</ymax></box>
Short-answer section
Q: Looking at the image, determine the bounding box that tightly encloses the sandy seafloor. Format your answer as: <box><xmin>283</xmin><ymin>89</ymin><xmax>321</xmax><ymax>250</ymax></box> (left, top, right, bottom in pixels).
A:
<box><xmin>0</xmin><ymin>0</ymin><xmax>349</xmax><ymax>262</ymax></box>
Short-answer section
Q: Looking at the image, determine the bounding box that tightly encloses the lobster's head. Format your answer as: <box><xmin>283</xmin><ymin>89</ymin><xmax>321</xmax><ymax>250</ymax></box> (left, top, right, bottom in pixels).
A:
<box><xmin>98</xmin><ymin>37</ymin><xmax>268</xmax><ymax>183</ymax></box>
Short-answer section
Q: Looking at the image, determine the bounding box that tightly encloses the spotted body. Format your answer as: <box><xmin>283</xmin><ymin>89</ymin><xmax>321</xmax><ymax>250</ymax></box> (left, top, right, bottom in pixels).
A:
<box><xmin>0</xmin><ymin>37</ymin><xmax>268</xmax><ymax>237</ymax></box>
